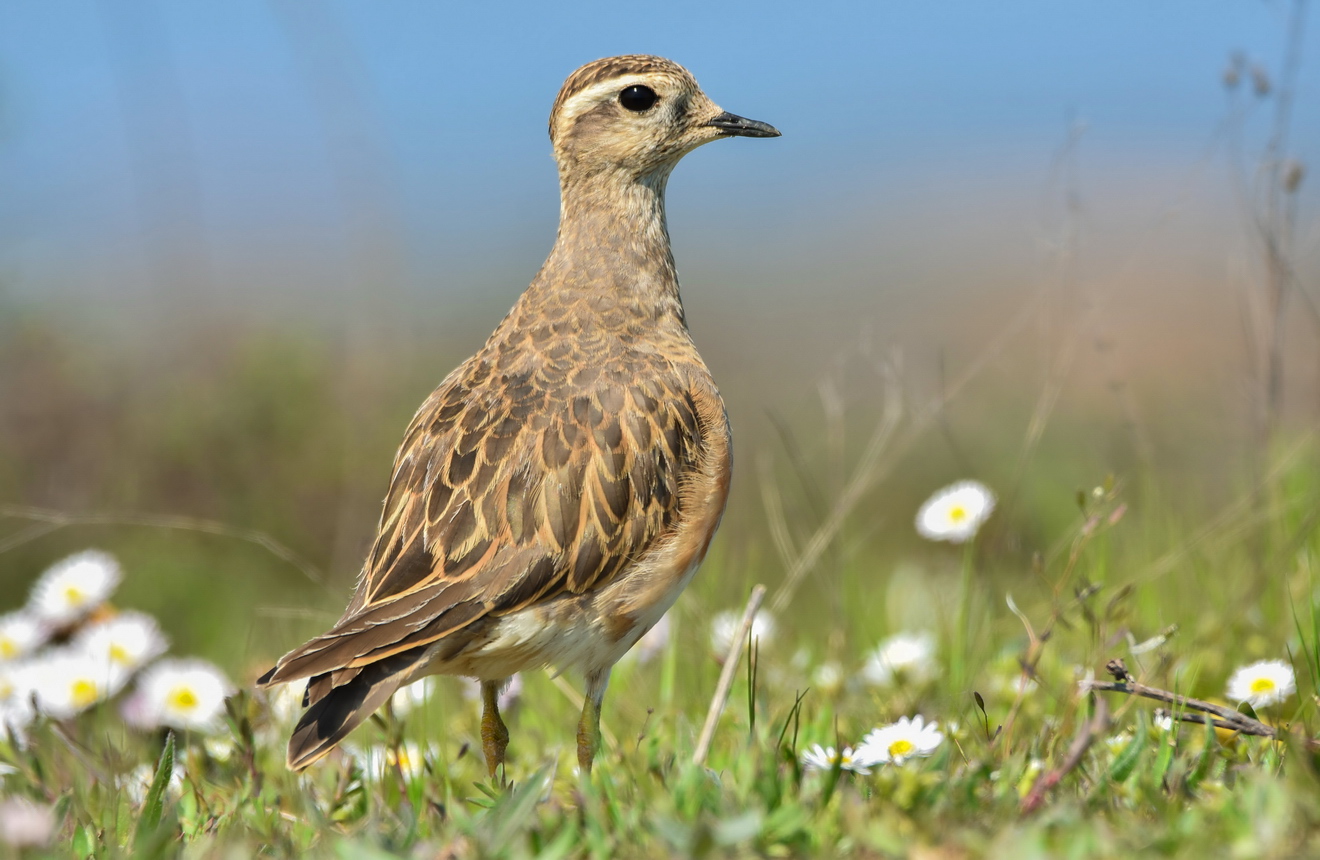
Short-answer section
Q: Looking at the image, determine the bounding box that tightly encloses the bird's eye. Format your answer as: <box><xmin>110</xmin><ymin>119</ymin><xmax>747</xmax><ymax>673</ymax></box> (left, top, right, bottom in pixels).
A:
<box><xmin>619</xmin><ymin>85</ymin><xmax>658</xmax><ymax>112</ymax></box>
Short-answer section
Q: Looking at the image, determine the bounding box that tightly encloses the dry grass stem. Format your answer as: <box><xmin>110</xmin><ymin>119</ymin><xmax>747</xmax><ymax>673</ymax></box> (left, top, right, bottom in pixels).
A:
<box><xmin>693</xmin><ymin>584</ymin><xmax>766</xmax><ymax>766</ymax></box>
<box><xmin>767</xmin><ymin>367</ymin><xmax>901</xmax><ymax>614</ymax></box>
<box><xmin>0</xmin><ymin>503</ymin><xmax>328</xmax><ymax>590</ymax></box>
<box><xmin>1020</xmin><ymin>695</ymin><xmax>1109</xmax><ymax>815</ymax></box>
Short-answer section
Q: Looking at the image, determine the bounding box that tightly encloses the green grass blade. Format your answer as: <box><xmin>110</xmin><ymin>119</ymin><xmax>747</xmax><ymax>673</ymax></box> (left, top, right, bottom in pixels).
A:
<box><xmin>1107</xmin><ymin>713</ymin><xmax>1147</xmax><ymax>784</ymax></box>
<box><xmin>133</xmin><ymin>731</ymin><xmax>176</xmax><ymax>849</ymax></box>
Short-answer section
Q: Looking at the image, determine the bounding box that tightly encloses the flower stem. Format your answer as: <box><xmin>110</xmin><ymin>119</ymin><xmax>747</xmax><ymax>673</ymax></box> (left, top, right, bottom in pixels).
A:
<box><xmin>951</xmin><ymin>542</ymin><xmax>975</xmax><ymax>694</ymax></box>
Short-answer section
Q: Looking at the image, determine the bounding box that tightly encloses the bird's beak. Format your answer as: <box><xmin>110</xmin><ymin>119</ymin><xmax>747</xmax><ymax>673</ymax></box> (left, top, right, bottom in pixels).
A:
<box><xmin>706</xmin><ymin>111</ymin><xmax>781</xmax><ymax>138</ymax></box>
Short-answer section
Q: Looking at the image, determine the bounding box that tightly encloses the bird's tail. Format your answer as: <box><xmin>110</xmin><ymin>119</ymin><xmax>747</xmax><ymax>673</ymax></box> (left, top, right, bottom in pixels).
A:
<box><xmin>261</xmin><ymin>647</ymin><xmax>430</xmax><ymax>771</ymax></box>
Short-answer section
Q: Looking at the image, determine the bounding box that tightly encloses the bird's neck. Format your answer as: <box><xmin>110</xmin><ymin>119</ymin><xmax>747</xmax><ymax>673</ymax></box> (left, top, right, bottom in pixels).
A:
<box><xmin>531</xmin><ymin>166</ymin><xmax>685</xmax><ymax>325</ymax></box>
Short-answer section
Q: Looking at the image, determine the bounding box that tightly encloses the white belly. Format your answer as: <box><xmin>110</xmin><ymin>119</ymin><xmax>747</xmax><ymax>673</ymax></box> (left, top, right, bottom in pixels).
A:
<box><xmin>423</xmin><ymin>553</ymin><xmax>703</xmax><ymax>682</ymax></box>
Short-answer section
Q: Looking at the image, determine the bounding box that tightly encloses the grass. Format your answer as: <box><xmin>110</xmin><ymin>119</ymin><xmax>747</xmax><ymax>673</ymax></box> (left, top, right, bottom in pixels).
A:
<box><xmin>6</xmin><ymin>425</ymin><xmax>1320</xmax><ymax>858</ymax></box>
<box><xmin>5</xmin><ymin>272</ymin><xmax>1320</xmax><ymax>857</ymax></box>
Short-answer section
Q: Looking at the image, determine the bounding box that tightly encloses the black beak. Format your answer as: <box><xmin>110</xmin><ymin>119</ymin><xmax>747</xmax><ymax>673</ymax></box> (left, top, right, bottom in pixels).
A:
<box><xmin>706</xmin><ymin>111</ymin><xmax>781</xmax><ymax>138</ymax></box>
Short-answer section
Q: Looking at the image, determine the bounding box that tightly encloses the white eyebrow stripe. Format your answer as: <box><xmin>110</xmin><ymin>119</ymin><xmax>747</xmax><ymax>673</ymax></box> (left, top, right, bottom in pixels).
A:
<box><xmin>557</xmin><ymin>78</ymin><xmax>654</xmax><ymax>123</ymax></box>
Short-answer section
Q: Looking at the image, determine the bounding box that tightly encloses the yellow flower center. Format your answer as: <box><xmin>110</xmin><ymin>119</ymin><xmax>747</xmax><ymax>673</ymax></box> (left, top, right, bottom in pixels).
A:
<box><xmin>168</xmin><ymin>686</ymin><xmax>199</xmax><ymax>712</ymax></box>
<box><xmin>889</xmin><ymin>739</ymin><xmax>915</xmax><ymax>758</ymax></box>
<box><xmin>390</xmin><ymin>747</ymin><xmax>422</xmax><ymax>776</ymax></box>
<box><xmin>71</xmin><ymin>679</ymin><xmax>99</xmax><ymax>708</ymax></box>
<box><xmin>1250</xmin><ymin>677</ymin><xmax>1276</xmax><ymax>694</ymax></box>
<box><xmin>109</xmin><ymin>644</ymin><xmax>131</xmax><ymax>665</ymax></box>
<box><xmin>64</xmin><ymin>585</ymin><xmax>86</xmax><ymax>606</ymax></box>
<box><xmin>0</xmin><ymin>639</ymin><xmax>17</xmax><ymax>659</ymax></box>
<box><xmin>948</xmin><ymin>506</ymin><xmax>967</xmax><ymax>522</ymax></box>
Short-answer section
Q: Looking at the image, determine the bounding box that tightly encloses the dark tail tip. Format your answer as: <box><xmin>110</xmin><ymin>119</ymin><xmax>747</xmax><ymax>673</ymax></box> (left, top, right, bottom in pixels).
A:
<box><xmin>256</xmin><ymin>665</ymin><xmax>276</xmax><ymax>686</ymax></box>
<box><xmin>283</xmin><ymin>648</ymin><xmax>427</xmax><ymax>771</ymax></box>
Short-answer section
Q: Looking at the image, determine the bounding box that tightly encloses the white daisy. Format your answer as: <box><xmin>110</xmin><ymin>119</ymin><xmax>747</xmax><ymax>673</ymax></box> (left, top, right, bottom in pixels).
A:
<box><xmin>0</xmin><ymin>613</ymin><xmax>45</xmax><ymax>662</ymax></box>
<box><xmin>811</xmin><ymin>662</ymin><xmax>844</xmax><ymax>697</ymax></box>
<box><xmin>861</xmin><ymin>631</ymin><xmax>937</xmax><ymax>687</ymax></box>
<box><xmin>1153</xmin><ymin>710</ymin><xmax>1175</xmax><ymax>732</ymax></box>
<box><xmin>799</xmin><ymin>743</ymin><xmax>882</xmax><ymax>775</ymax></box>
<box><xmin>0</xmin><ymin>669</ymin><xmax>36</xmax><ymax>742</ymax></box>
<box><xmin>28</xmin><ymin>550</ymin><xmax>122</xmax><ymax>625</ymax></box>
<box><xmin>0</xmin><ymin>798</ymin><xmax>55</xmax><ymax>848</ymax></box>
<box><xmin>264</xmin><ymin>682</ymin><xmax>305</xmax><ymax>725</ymax></box>
<box><xmin>710</xmin><ymin>609</ymin><xmax>776</xmax><ymax>655</ymax></box>
<box><xmin>0</xmin><ymin>660</ymin><xmax>34</xmax><ymax>709</ymax></box>
<box><xmin>1105</xmin><ymin>731</ymin><xmax>1133</xmax><ymax>756</ymax></box>
<box><xmin>74</xmin><ymin>611</ymin><xmax>168</xmax><ymax>672</ymax></box>
<box><xmin>390</xmin><ymin>677</ymin><xmax>435</xmax><ymax>717</ymax></box>
<box><xmin>26</xmin><ymin>649</ymin><xmax>128</xmax><ymax>719</ymax></box>
<box><xmin>0</xmin><ymin>660</ymin><xmax>31</xmax><ymax>698</ymax></box>
<box><xmin>387</xmin><ymin>742</ymin><xmax>429</xmax><ymax>780</ymax></box>
<box><xmin>915</xmin><ymin>481</ymin><xmax>996</xmax><ymax>543</ymax></box>
<box><xmin>204</xmin><ymin>736</ymin><xmax>235</xmax><ymax>762</ymax></box>
<box><xmin>858</xmin><ymin>715</ymin><xmax>944</xmax><ymax>765</ymax></box>
<box><xmin>1226</xmin><ymin>659</ymin><xmax>1296</xmax><ymax>709</ymax></box>
<box><xmin>123</xmin><ymin>659</ymin><xmax>233</xmax><ymax>732</ymax></box>
<box><xmin>347</xmin><ymin>741</ymin><xmax>431</xmax><ymax>780</ymax></box>
<box><xmin>0</xmin><ymin>698</ymin><xmax>34</xmax><ymax>742</ymax></box>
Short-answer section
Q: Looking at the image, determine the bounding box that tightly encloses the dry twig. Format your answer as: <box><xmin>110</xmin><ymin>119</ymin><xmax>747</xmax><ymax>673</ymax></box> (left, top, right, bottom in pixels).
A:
<box><xmin>1085</xmin><ymin>680</ymin><xmax>1277</xmax><ymax>737</ymax></box>
<box><xmin>1085</xmin><ymin>657</ymin><xmax>1320</xmax><ymax>750</ymax></box>
<box><xmin>1084</xmin><ymin>658</ymin><xmax>1277</xmax><ymax>738</ymax></box>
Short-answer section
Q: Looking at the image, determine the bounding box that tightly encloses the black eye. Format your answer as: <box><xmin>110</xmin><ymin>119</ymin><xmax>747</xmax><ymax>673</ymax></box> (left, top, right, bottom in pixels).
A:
<box><xmin>619</xmin><ymin>85</ymin><xmax>658</xmax><ymax>112</ymax></box>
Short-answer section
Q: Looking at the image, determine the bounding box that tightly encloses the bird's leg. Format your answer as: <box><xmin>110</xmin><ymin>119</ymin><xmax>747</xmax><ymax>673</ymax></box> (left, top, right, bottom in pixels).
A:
<box><xmin>480</xmin><ymin>679</ymin><xmax>510</xmax><ymax>782</ymax></box>
<box><xmin>576</xmin><ymin>668</ymin><xmax>611</xmax><ymax>775</ymax></box>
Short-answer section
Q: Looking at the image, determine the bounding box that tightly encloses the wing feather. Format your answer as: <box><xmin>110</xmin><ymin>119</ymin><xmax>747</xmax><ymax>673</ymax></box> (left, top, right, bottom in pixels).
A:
<box><xmin>261</xmin><ymin>352</ymin><xmax>703</xmax><ymax>687</ymax></box>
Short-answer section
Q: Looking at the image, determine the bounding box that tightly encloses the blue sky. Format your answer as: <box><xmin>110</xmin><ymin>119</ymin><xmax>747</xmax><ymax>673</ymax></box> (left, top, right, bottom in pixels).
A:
<box><xmin>0</xmin><ymin>1</ymin><xmax>1315</xmax><ymax>319</ymax></box>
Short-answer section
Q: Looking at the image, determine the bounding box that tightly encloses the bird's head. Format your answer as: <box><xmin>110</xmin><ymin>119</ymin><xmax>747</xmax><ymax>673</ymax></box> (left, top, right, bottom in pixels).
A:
<box><xmin>549</xmin><ymin>55</ymin><xmax>779</xmax><ymax>184</ymax></box>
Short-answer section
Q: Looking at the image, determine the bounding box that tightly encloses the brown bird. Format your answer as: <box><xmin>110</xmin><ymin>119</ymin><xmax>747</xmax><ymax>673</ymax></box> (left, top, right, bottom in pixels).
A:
<box><xmin>257</xmin><ymin>55</ymin><xmax>779</xmax><ymax>777</ymax></box>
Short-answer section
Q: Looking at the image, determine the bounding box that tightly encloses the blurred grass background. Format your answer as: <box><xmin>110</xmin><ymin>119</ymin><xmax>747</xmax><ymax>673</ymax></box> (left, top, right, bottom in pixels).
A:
<box><xmin>0</xmin><ymin>0</ymin><xmax>1318</xmax><ymax>715</ymax></box>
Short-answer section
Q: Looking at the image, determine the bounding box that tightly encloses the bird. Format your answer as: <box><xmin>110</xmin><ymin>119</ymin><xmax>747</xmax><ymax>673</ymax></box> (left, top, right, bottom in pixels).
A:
<box><xmin>257</xmin><ymin>54</ymin><xmax>779</xmax><ymax>778</ymax></box>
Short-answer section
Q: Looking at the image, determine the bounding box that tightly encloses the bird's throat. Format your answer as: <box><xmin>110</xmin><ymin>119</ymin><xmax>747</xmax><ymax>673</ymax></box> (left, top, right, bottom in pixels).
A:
<box><xmin>537</xmin><ymin>169</ymin><xmax>684</xmax><ymax>317</ymax></box>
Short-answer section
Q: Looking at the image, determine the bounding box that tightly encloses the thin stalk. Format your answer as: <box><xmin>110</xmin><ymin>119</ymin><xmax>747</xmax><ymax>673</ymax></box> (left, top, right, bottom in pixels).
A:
<box><xmin>951</xmin><ymin>542</ymin><xmax>976</xmax><ymax>694</ymax></box>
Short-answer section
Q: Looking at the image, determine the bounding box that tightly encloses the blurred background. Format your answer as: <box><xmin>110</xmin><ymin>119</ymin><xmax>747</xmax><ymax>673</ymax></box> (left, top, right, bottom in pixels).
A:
<box><xmin>0</xmin><ymin>2</ymin><xmax>1318</xmax><ymax>682</ymax></box>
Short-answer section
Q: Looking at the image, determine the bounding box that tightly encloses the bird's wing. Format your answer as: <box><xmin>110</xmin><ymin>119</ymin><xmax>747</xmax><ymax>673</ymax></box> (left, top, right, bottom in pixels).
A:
<box><xmin>260</xmin><ymin>356</ymin><xmax>704</xmax><ymax>684</ymax></box>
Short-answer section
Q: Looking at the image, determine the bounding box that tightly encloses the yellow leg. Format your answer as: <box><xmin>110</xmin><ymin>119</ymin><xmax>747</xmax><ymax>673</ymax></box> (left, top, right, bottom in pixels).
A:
<box><xmin>480</xmin><ymin>680</ymin><xmax>509</xmax><ymax>782</ymax></box>
<box><xmin>576</xmin><ymin>669</ymin><xmax>610</xmax><ymax>775</ymax></box>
